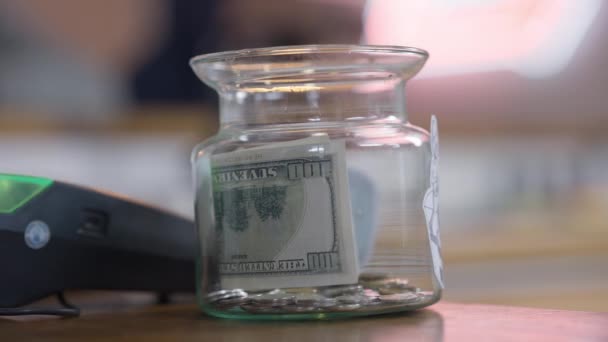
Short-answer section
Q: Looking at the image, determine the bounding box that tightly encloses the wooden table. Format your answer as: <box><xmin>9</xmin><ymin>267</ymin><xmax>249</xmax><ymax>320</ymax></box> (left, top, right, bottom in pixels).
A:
<box><xmin>2</xmin><ymin>299</ymin><xmax>607</xmax><ymax>341</ymax></box>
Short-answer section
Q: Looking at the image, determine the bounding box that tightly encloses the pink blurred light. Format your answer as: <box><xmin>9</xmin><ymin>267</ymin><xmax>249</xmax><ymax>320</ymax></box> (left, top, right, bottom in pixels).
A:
<box><xmin>364</xmin><ymin>0</ymin><xmax>602</xmax><ymax>78</ymax></box>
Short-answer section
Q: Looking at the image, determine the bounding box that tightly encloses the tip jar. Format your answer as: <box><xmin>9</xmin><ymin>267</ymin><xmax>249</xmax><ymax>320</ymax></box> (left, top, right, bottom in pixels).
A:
<box><xmin>190</xmin><ymin>45</ymin><xmax>443</xmax><ymax>320</ymax></box>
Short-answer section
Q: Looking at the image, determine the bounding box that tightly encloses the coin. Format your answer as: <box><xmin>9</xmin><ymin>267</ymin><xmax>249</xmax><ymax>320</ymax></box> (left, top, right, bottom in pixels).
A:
<box><xmin>377</xmin><ymin>280</ymin><xmax>418</xmax><ymax>295</ymax></box>
<box><xmin>320</xmin><ymin>284</ymin><xmax>363</xmax><ymax>297</ymax></box>
<box><xmin>328</xmin><ymin>303</ymin><xmax>361</xmax><ymax>312</ymax></box>
<box><xmin>214</xmin><ymin>296</ymin><xmax>249</xmax><ymax>307</ymax></box>
<box><xmin>265</xmin><ymin>289</ymin><xmax>283</xmax><ymax>295</ymax></box>
<box><xmin>294</xmin><ymin>293</ymin><xmax>337</xmax><ymax>307</ymax></box>
<box><xmin>284</xmin><ymin>287</ymin><xmax>318</xmax><ymax>294</ymax></box>
<box><xmin>379</xmin><ymin>292</ymin><xmax>420</xmax><ymax>304</ymax></box>
<box><xmin>361</xmin><ymin>277</ymin><xmax>398</xmax><ymax>288</ymax></box>
<box><xmin>207</xmin><ymin>289</ymin><xmax>230</xmax><ymax>299</ymax></box>
<box><xmin>282</xmin><ymin>305</ymin><xmax>321</xmax><ymax>313</ymax></box>
<box><xmin>247</xmin><ymin>289</ymin><xmax>279</xmax><ymax>295</ymax></box>
<box><xmin>335</xmin><ymin>294</ymin><xmax>365</xmax><ymax>305</ymax></box>
<box><xmin>385</xmin><ymin>278</ymin><xmax>409</xmax><ymax>286</ymax></box>
<box><xmin>378</xmin><ymin>287</ymin><xmax>417</xmax><ymax>295</ymax></box>
<box><xmin>240</xmin><ymin>303</ymin><xmax>283</xmax><ymax>314</ymax></box>
<box><xmin>207</xmin><ymin>289</ymin><xmax>247</xmax><ymax>303</ymax></box>
<box><xmin>250</xmin><ymin>292</ymin><xmax>296</xmax><ymax>307</ymax></box>
<box><xmin>335</xmin><ymin>293</ymin><xmax>381</xmax><ymax>306</ymax></box>
<box><xmin>315</xmin><ymin>298</ymin><xmax>339</xmax><ymax>308</ymax></box>
<box><xmin>362</xmin><ymin>289</ymin><xmax>380</xmax><ymax>298</ymax></box>
<box><xmin>293</xmin><ymin>293</ymin><xmax>322</xmax><ymax>304</ymax></box>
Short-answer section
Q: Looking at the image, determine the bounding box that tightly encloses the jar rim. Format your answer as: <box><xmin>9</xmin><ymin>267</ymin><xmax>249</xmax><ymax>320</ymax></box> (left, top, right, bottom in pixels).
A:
<box><xmin>190</xmin><ymin>44</ymin><xmax>429</xmax><ymax>88</ymax></box>
<box><xmin>190</xmin><ymin>44</ymin><xmax>428</xmax><ymax>66</ymax></box>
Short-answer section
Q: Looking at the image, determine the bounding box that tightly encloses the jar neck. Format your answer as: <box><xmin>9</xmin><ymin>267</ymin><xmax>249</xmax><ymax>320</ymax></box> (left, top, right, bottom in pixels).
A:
<box><xmin>218</xmin><ymin>79</ymin><xmax>408</xmax><ymax>128</ymax></box>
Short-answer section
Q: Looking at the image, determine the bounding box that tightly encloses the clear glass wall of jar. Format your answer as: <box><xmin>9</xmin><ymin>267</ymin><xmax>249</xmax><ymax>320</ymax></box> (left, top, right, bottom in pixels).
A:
<box><xmin>190</xmin><ymin>45</ymin><xmax>442</xmax><ymax>320</ymax></box>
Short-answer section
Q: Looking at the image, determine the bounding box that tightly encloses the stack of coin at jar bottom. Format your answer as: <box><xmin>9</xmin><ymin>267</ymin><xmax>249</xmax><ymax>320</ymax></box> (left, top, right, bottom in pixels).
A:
<box><xmin>207</xmin><ymin>289</ymin><xmax>248</xmax><ymax>310</ymax></box>
<box><xmin>206</xmin><ymin>274</ymin><xmax>427</xmax><ymax>314</ymax></box>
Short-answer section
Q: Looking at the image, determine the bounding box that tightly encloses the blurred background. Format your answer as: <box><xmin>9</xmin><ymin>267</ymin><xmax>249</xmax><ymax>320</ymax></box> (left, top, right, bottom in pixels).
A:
<box><xmin>1</xmin><ymin>0</ymin><xmax>606</xmax><ymax>312</ymax></box>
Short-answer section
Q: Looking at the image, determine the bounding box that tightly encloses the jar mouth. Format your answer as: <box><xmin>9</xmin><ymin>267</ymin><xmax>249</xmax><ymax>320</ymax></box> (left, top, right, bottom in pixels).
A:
<box><xmin>190</xmin><ymin>44</ymin><xmax>429</xmax><ymax>89</ymax></box>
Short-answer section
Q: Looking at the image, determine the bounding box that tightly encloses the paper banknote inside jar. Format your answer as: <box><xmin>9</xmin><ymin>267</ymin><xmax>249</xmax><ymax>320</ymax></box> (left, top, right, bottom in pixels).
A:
<box><xmin>211</xmin><ymin>136</ymin><xmax>359</xmax><ymax>290</ymax></box>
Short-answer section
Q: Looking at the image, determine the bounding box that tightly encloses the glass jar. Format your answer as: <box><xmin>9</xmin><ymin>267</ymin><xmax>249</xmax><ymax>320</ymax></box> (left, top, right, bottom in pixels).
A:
<box><xmin>190</xmin><ymin>45</ymin><xmax>443</xmax><ymax>320</ymax></box>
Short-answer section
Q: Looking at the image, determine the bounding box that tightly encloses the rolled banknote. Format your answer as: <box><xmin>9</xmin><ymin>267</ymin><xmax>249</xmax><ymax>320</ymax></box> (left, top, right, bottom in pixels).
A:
<box><xmin>210</xmin><ymin>136</ymin><xmax>359</xmax><ymax>290</ymax></box>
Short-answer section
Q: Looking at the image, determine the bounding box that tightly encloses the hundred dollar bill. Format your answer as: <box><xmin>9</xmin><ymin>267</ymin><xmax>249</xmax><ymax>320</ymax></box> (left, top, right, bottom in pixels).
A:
<box><xmin>210</xmin><ymin>136</ymin><xmax>358</xmax><ymax>290</ymax></box>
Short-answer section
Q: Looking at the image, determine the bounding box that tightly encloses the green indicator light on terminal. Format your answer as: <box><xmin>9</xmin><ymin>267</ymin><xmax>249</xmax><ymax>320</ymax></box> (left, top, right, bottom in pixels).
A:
<box><xmin>0</xmin><ymin>174</ymin><xmax>54</xmax><ymax>214</ymax></box>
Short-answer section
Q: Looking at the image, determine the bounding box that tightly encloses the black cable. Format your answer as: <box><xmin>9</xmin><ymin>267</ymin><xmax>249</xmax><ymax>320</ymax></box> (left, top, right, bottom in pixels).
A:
<box><xmin>0</xmin><ymin>292</ymin><xmax>80</xmax><ymax>317</ymax></box>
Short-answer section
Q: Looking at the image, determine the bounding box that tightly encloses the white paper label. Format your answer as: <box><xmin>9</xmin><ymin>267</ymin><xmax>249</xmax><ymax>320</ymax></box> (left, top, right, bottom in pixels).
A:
<box><xmin>422</xmin><ymin>115</ymin><xmax>444</xmax><ymax>289</ymax></box>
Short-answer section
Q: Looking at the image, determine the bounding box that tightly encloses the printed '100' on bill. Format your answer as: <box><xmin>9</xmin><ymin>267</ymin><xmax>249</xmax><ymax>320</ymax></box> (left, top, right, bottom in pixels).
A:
<box><xmin>211</xmin><ymin>136</ymin><xmax>358</xmax><ymax>290</ymax></box>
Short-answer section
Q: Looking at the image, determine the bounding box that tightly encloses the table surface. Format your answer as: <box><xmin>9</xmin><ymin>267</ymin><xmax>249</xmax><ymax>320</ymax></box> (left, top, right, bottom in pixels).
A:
<box><xmin>1</xmin><ymin>299</ymin><xmax>607</xmax><ymax>342</ymax></box>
